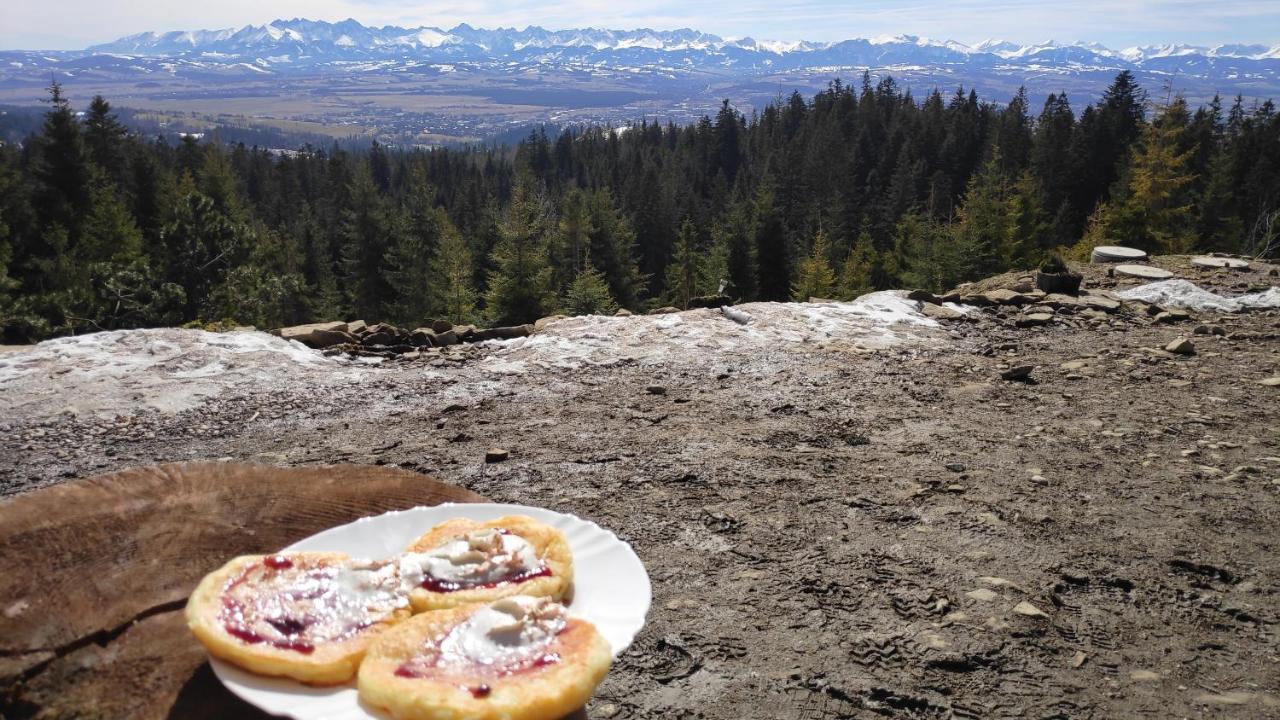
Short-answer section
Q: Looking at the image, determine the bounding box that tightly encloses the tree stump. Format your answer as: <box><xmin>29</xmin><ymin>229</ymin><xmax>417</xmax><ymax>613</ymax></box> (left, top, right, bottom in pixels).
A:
<box><xmin>0</xmin><ymin>463</ymin><xmax>486</xmax><ymax>719</ymax></box>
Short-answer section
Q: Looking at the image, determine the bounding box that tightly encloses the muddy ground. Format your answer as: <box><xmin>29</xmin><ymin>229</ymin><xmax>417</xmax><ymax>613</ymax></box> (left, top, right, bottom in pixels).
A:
<box><xmin>3</xmin><ymin>259</ymin><xmax>1280</xmax><ymax>719</ymax></box>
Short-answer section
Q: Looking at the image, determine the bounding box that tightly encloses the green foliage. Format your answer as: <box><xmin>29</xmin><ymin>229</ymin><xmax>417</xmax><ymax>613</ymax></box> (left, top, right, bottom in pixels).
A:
<box><xmin>792</xmin><ymin>228</ymin><xmax>837</xmax><ymax>301</ymax></box>
<box><xmin>665</xmin><ymin>219</ymin><xmax>700</xmax><ymax>309</ymax></box>
<box><xmin>3</xmin><ymin>73</ymin><xmax>1278</xmax><ymax>341</ymax></box>
<box><xmin>431</xmin><ymin>220</ymin><xmax>477</xmax><ymax>323</ymax></box>
<box><xmin>563</xmin><ymin>263</ymin><xmax>618</xmax><ymax>316</ymax></box>
<box><xmin>485</xmin><ymin>178</ymin><xmax>556</xmax><ymax>325</ymax></box>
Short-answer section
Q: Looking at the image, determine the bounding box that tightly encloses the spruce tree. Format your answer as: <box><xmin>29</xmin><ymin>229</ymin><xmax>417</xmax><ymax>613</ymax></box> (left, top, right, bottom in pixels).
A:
<box><xmin>837</xmin><ymin>228</ymin><xmax>878</xmax><ymax>300</ymax></box>
<box><xmin>431</xmin><ymin>218</ymin><xmax>477</xmax><ymax>323</ymax></box>
<box><xmin>563</xmin><ymin>263</ymin><xmax>618</xmax><ymax>316</ymax></box>
<box><xmin>485</xmin><ymin>177</ymin><xmax>555</xmax><ymax>325</ymax></box>
<box><xmin>666</xmin><ymin>219</ymin><xmax>699</xmax><ymax>309</ymax></box>
<box><xmin>791</xmin><ymin>228</ymin><xmax>837</xmax><ymax>301</ymax></box>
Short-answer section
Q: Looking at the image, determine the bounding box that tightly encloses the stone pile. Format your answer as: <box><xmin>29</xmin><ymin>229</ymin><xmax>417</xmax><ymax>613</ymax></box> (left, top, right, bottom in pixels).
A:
<box><xmin>272</xmin><ymin>319</ymin><xmax>532</xmax><ymax>356</ymax></box>
<box><xmin>909</xmin><ymin>280</ymin><xmax>1204</xmax><ymax>331</ymax></box>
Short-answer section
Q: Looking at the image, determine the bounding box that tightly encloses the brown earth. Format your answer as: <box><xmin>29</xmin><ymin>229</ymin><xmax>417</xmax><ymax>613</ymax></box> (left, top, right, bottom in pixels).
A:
<box><xmin>2</xmin><ymin>258</ymin><xmax>1280</xmax><ymax>718</ymax></box>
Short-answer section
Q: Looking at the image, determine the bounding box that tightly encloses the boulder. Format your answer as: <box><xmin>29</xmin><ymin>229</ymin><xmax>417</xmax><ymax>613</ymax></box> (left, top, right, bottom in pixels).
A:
<box><xmin>433</xmin><ymin>330</ymin><xmax>459</xmax><ymax>346</ymax></box>
<box><xmin>983</xmin><ymin>289</ymin><xmax>1035</xmax><ymax>306</ymax></box>
<box><xmin>409</xmin><ymin>328</ymin><xmax>437</xmax><ymax>347</ymax></box>
<box><xmin>1165</xmin><ymin>337</ymin><xmax>1196</xmax><ymax>355</ymax></box>
<box><xmin>431</xmin><ymin>319</ymin><xmax>453</xmax><ymax>333</ymax></box>
<box><xmin>452</xmin><ymin>325</ymin><xmax>478</xmax><ymax>341</ymax></box>
<box><xmin>1001</xmin><ymin>365</ymin><xmax>1035</xmax><ymax>381</ymax></box>
<box><xmin>921</xmin><ymin>303</ymin><xmax>964</xmax><ymax>321</ymax></box>
<box><xmin>907</xmin><ymin>289</ymin><xmax>941</xmax><ymax>304</ymax></box>
<box><xmin>470</xmin><ymin>325</ymin><xmax>533</xmax><ymax>342</ymax></box>
<box><xmin>275</xmin><ymin>322</ymin><xmax>351</xmax><ymax>348</ymax></box>
<box><xmin>615</xmin><ymin>308</ymin><xmax>633</xmax><ymax>317</ymax></box>
<box><xmin>647</xmin><ymin>306</ymin><xmax>681</xmax><ymax>315</ymax></box>
<box><xmin>346</xmin><ymin>320</ymin><xmax>368</xmax><ymax>336</ymax></box>
<box><xmin>361</xmin><ymin>330</ymin><xmax>400</xmax><ymax>346</ymax></box>
<box><xmin>534</xmin><ymin>315</ymin><xmax>565</xmax><ymax>331</ymax></box>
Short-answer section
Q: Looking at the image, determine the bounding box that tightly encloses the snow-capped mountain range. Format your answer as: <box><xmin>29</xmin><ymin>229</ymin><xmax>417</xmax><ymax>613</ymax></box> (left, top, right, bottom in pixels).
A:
<box><xmin>82</xmin><ymin>19</ymin><xmax>1278</xmax><ymax>67</ymax></box>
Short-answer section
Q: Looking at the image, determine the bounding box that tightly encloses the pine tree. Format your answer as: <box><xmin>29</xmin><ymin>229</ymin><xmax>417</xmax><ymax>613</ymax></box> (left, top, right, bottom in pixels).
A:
<box><xmin>339</xmin><ymin>169</ymin><xmax>397</xmax><ymax>320</ymax></box>
<box><xmin>754</xmin><ymin>187</ymin><xmax>790</xmax><ymax>300</ymax></box>
<box><xmin>485</xmin><ymin>177</ymin><xmax>555</xmax><ymax>325</ymax></box>
<box><xmin>383</xmin><ymin>206</ymin><xmax>442</xmax><ymax>326</ymax></box>
<box><xmin>563</xmin><ymin>263</ymin><xmax>618</xmax><ymax>316</ymax></box>
<box><xmin>791</xmin><ymin>228</ymin><xmax>837</xmax><ymax>301</ymax></box>
<box><xmin>83</xmin><ymin>95</ymin><xmax>128</xmax><ymax>182</ymax></box>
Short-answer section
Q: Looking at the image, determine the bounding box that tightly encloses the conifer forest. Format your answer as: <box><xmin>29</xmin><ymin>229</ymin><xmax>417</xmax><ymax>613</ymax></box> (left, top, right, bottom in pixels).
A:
<box><xmin>1</xmin><ymin>71</ymin><xmax>1277</xmax><ymax>340</ymax></box>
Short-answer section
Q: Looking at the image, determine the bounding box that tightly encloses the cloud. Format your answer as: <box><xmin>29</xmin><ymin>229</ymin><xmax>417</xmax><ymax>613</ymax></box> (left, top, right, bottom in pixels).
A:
<box><xmin>2</xmin><ymin>0</ymin><xmax>1276</xmax><ymax>49</ymax></box>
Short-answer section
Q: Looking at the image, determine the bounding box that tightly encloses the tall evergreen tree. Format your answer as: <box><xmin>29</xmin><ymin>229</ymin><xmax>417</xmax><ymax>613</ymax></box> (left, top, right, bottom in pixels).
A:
<box><xmin>792</xmin><ymin>228</ymin><xmax>837</xmax><ymax>301</ymax></box>
<box><xmin>485</xmin><ymin>177</ymin><xmax>555</xmax><ymax>325</ymax></box>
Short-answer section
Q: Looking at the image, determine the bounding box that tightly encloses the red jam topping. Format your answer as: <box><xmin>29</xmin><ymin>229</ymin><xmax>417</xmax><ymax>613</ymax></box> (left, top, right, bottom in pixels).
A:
<box><xmin>420</xmin><ymin>565</ymin><xmax>553</xmax><ymax>593</ymax></box>
<box><xmin>219</xmin><ymin>556</ymin><xmax>402</xmax><ymax>654</ymax></box>
<box><xmin>470</xmin><ymin>684</ymin><xmax>492</xmax><ymax>698</ymax></box>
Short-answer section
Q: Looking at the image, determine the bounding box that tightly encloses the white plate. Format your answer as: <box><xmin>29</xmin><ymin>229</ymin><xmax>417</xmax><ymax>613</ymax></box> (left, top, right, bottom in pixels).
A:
<box><xmin>209</xmin><ymin>503</ymin><xmax>651</xmax><ymax>719</ymax></box>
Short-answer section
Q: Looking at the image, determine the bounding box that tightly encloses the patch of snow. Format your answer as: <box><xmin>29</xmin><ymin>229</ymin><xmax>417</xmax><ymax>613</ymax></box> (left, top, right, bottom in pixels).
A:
<box><xmin>1116</xmin><ymin>279</ymin><xmax>1280</xmax><ymax>313</ymax></box>
<box><xmin>479</xmin><ymin>291</ymin><xmax>947</xmax><ymax>374</ymax></box>
<box><xmin>0</xmin><ymin>328</ymin><xmax>363</xmax><ymax>419</ymax></box>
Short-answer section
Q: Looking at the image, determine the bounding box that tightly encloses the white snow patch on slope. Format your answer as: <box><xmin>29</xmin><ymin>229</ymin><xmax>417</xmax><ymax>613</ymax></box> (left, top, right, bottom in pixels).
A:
<box><xmin>480</xmin><ymin>291</ymin><xmax>949</xmax><ymax>374</ymax></box>
<box><xmin>0</xmin><ymin>328</ymin><xmax>362</xmax><ymax>418</ymax></box>
<box><xmin>1116</xmin><ymin>279</ymin><xmax>1280</xmax><ymax>313</ymax></box>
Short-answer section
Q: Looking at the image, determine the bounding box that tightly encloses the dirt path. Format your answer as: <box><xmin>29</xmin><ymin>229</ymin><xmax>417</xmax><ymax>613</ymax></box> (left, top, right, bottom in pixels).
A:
<box><xmin>3</xmin><ymin>282</ymin><xmax>1279</xmax><ymax>717</ymax></box>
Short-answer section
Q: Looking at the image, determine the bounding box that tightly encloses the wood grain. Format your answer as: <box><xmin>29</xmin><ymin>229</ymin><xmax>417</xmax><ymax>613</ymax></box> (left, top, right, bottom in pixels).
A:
<box><xmin>0</xmin><ymin>463</ymin><xmax>486</xmax><ymax>720</ymax></box>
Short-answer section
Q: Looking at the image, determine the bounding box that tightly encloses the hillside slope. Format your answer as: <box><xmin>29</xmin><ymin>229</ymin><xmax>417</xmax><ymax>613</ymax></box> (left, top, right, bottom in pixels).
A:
<box><xmin>2</xmin><ymin>258</ymin><xmax>1279</xmax><ymax>717</ymax></box>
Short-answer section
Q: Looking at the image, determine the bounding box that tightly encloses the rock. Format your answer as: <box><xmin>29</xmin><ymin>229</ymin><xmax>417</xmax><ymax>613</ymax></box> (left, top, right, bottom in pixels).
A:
<box><xmin>1165</xmin><ymin>337</ymin><xmax>1196</xmax><ymax>355</ymax></box>
<box><xmin>409</xmin><ymin>328</ymin><xmax>436</xmax><ymax>347</ymax></box>
<box><xmin>1090</xmin><ymin>245</ymin><xmax>1148</xmax><ymax>263</ymax></box>
<box><xmin>470</xmin><ymin>325</ymin><xmax>533</xmax><ymax>342</ymax></box>
<box><xmin>1115</xmin><ymin>264</ymin><xmax>1175</xmax><ymax>279</ymax></box>
<box><xmin>1257</xmin><ymin>377</ymin><xmax>1280</xmax><ymax>387</ymax></box>
<box><xmin>534</xmin><ymin>315</ymin><xmax>565</xmax><ymax>331</ymax></box>
<box><xmin>1060</xmin><ymin>360</ymin><xmax>1088</xmax><ymax>371</ymax></box>
<box><xmin>945</xmin><ymin>462</ymin><xmax>966</xmax><ymax>472</ymax></box>
<box><xmin>431</xmin><ymin>319</ymin><xmax>453</xmax><ymax>333</ymax></box>
<box><xmin>921</xmin><ymin>303</ymin><xmax>964</xmax><ymax>321</ymax></box>
<box><xmin>645</xmin><ymin>385</ymin><xmax>667</xmax><ymax>395</ymax></box>
<box><xmin>1071</xmin><ymin>651</ymin><xmax>1088</xmax><ymax>668</ymax></box>
<box><xmin>1016</xmin><ymin>312</ymin><xmax>1054</xmax><ymax>328</ymax></box>
<box><xmin>1012</xmin><ymin>601</ymin><xmax>1049</xmax><ymax>619</ymax></box>
<box><xmin>982</xmin><ymin>288</ymin><xmax>1035</xmax><ymax>306</ymax></box>
<box><xmin>907</xmin><ymin>289</ymin><xmax>940</xmax><ymax>303</ymax></box>
<box><xmin>433</xmin><ymin>330</ymin><xmax>459</xmax><ymax>346</ymax></box>
<box><xmin>1082</xmin><ymin>296</ymin><xmax>1120</xmax><ymax>312</ymax></box>
<box><xmin>647</xmin><ymin>306</ymin><xmax>681</xmax><ymax>315</ymax></box>
<box><xmin>452</xmin><ymin>325</ymin><xmax>478</xmax><ymax>341</ymax></box>
<box><xmin>1129</xmin><ymin>670</ymin><xmax>1161</xmax><ymax>682</ymax></box>
<box><xmin>721</xmin><ymin>306</ymin><xmax>753</xmax><ymax>325</ymax></box>
<box><xmin>484</xmin><ymin>448</ymin><xmax>510</xmax><ymax>463</ymax></box>
<box><xmin>966</xmin><ymin>588</ymin><xmax>999</xmax><ymax>602</ymax></box>
<box><xmin>1001</xmin><ymin>365</ymin><xmax>1035</xmax><ymax>381</ymax></box>
<box><xmin>1154</xmin><ymin>309</ymin><xmax>1191</xmax><ymax>323</ymax></box>
<box><xmin>362</xmin><ymin>330</ymin><xmax>400</xmax><ymax>346</ymax></box>
<box><xmin>275</xmin><ymin>322</ymin><xmax>350</xmax><ymax>348</ymax></box>
<box><xmin>346</xmin><ymin>320</ymin><xmax>368</xmax><ymax>335</ymax></box>
<box><xmin>688</xmin><ymin>294</ymin><xmax>732</xmax><ymax>309</ymax></box>
<box><xmin>615</xmin><ymin>308</ymin><xmax>633</xmax><ymax>317</ymax></box>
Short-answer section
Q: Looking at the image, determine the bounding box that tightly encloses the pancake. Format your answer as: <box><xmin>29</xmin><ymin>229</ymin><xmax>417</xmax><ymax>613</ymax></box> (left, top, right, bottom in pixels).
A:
<box><xmin>186</xmin><ymin>551</ymin><xmax>411</xmax><ymax>684</ymax></box>
<box><xmin>401</xmin><ymin>516</ymin><xmax>572</xmax><ymax>611</ymax></box>
<box><xmin>358</xmin><ymin>595</ymin><xmax>611</xmax><ymax>720</ymax></box>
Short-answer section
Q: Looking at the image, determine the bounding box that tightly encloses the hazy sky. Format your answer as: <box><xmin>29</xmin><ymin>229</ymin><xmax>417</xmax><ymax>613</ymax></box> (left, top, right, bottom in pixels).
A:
<box><xmin>4</xmin><ymin>0</ymin><xmax>1278</xmax><ymax>50</ymax></box>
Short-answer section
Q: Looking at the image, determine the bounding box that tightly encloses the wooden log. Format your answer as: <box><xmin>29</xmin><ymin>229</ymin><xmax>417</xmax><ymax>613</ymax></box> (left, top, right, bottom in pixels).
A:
<box><xmin>0</xmin><ymin>463</ymin><xmax>486</xmax><ymax>719</ymax></box>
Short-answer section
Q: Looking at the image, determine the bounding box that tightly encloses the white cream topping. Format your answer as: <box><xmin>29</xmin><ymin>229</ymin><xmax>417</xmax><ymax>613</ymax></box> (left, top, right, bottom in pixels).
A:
<box><xmin>437</xmin><ymin>595</ymin><xmax>567</xmax><ymax>667</ymax></box>
<box><xmin>399</xmin><ymin>529</ymin><xmax>541</xmax><ymax>588</ymax></box>
<box><xmin>223</xmin><ymin>557</ymin><xmax>409</xmax><ymax>645</ymax></box>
